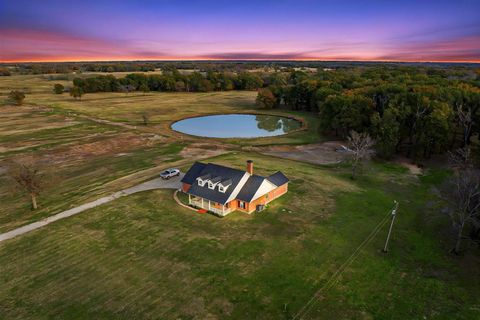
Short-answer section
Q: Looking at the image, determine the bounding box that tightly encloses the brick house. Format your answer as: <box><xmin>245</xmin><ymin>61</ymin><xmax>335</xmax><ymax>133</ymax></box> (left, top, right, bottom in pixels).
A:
<box><xmin>181</xmin><ymin>160</ymin><xmax>289</xmax><ymax>216</ymax></box>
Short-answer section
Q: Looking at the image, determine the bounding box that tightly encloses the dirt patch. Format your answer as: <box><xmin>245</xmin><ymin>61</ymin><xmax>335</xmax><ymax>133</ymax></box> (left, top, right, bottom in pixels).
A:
<box><xmin>13</xmin><ymin>133</ymin><xmax>160</xmax><ymax>166</ymax></box>
<box><xmin>180</xmin><ymin>142</ymin><xmax>229</xmax><ymax>160</ymax></box>
<box><xmin>259</xmin><ymin>141</ymin><xmax>348</xmax><ymax>165</ymax></box>
<box><xmin>393</xmin><ymin>157</ymin><xmax>423</xmax><ymax>175</ymax></box>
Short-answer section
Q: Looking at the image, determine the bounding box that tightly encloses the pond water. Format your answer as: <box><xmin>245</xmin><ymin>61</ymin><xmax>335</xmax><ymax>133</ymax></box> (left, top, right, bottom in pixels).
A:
<box><xmin>171</xmin><ymin>114</ymin><xmax>301</xmax><ymax>138</ymax></box>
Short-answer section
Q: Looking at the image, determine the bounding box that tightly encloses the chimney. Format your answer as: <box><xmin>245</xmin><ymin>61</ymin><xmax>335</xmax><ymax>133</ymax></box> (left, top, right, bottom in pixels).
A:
<box><xmin>246</xmin><ymin>160</ymin><xmax>253</xmax><ymax>175</ymax></box>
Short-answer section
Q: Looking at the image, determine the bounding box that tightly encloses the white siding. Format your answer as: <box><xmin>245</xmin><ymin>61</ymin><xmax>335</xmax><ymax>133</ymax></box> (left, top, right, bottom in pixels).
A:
<box><xmin>225</xmin><ymin>172</ymin><xmax>251</xmax><ymax>203</ymax></box>
<box><xmin>250</xmin><ymin>179</ymin><xmax>277</xmax><ymax>202</ymax></box>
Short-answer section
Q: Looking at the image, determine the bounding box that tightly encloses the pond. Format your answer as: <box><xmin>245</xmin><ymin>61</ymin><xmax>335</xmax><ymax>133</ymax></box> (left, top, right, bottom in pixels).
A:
<box><xmin>171</xmin><ymin>114</ymin><xmax>302</xmax><ymax>138</ymax></box>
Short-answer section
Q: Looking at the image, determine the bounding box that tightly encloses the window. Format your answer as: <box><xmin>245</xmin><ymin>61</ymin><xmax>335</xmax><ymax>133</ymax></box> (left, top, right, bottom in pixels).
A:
<box><xmin>238</xmin><ymin>201</ymin><xmax>246</xmax><ymax>209</ymax></box>
<box><xmin>197</xmin><ymin>179</ymin><xmax>206</xmax><ymax>187</ymax></box>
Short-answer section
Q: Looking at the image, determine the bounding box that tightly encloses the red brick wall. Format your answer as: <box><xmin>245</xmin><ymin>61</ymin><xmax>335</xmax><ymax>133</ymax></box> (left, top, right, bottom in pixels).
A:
<box><xmin>244</xmin><ymin>183</ymin><xmax>288</xmax><ymax>213</ymax></box>
<box><xmin>182</xmin><ymin>183</ymin><xmax>191</xmax><ymax>192</ymax></box>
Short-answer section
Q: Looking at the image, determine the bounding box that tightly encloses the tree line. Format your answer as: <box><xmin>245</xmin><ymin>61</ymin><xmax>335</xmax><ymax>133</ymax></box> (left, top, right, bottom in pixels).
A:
<box><xmin>70</xmin><ymin>70</ymin><xmax>265</xmax><ymax>94</ymax></box>
<box><xmin>256</xmin><ymin>67</ymin><xmax>480</xmax><ymax>160</ymax></box>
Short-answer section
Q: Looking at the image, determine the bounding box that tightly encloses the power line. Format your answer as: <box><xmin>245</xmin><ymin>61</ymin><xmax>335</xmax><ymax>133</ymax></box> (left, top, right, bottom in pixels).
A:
<box><xmin>292</xmin><ymin>204</ymin><xmax>394</xmax><ymax>320</ymax></box>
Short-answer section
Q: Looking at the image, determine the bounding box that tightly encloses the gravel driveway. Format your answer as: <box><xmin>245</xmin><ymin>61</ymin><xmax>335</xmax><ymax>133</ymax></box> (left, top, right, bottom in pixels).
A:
<box><xmin>0</xmin><ymin>172</ymin><xmax>185</xmax><ymax>243</ymax></box>
<box><xmin>122</xmin><ymin>173</ymin><xmax>184</xmax><ymax>195</ymax></box>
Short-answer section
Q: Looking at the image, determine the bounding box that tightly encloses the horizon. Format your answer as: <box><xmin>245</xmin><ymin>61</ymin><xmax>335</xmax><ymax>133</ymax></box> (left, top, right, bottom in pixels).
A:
<box><xmin>1</xmin><ymin>0</ymin><xmax>480</xmax><ymax>63</ymax></box>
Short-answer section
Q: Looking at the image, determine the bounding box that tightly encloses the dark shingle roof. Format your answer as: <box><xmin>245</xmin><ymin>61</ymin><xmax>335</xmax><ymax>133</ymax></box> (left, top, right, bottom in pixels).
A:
<box><xmin>182</xmin><ymin>161</ymin><xmax>289</xmax><ymax>205</ymax></box>
<box><xmin>209</xmin><ymin>176</ymin><xmax>222</xmax><ymax>183</ymax></box>
<box><xmin>236</xmin><ymin>175</ymin><xmax>265</xmax><ymax>202</ymax></box>
<box><xmin>186</xmin><ymin>163</ymin><xmax>247</xmax><ymax>204</ymax></box>
<box><xmin>220</xmin><ymin>179</ymin><xmax>232</xmax><ymax>186</ymax></box>
<box><xmin>181</xmin><ymin>162</ymin><xmax>206</xmax><ymax>184</ymax></box>
<box><xmin>266</xmin><ymin>171</ymin><xmax>289</xmax><ymax>186</ymax></box>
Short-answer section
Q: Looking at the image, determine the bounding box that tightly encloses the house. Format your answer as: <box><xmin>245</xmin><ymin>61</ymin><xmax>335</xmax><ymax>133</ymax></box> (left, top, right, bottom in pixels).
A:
<box><xmin>181</xmin><ymin>160</ymin><xmax>289</xmax><ymax>216</ymax></box>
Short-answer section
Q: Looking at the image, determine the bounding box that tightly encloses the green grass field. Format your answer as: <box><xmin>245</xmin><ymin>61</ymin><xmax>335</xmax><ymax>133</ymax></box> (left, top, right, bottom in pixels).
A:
<box><xmin>0</xmin><ymin>73</ymin><xmax>479</xmax><ymax>319</ymax></box>
<box><xmin>0</xmin><ymin>153</ymin><xmax>477</xmax><ymax>319</ymax></box>
<box><xmin>0</xmin><ymin>74</ymin><xmax>318</xmax><ymax>232</ymax></box>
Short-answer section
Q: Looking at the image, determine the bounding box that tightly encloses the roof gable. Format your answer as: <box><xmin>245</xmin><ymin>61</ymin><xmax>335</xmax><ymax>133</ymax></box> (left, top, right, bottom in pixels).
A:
<box><xmin>235</xmin><ymin>175</ymin><xmax>265</xmax><ymax>202</ymax></box>
<box><xmin>266</xmin><ymin>171</ymin><xmax>289</xmax><ymax>186</ymax></box>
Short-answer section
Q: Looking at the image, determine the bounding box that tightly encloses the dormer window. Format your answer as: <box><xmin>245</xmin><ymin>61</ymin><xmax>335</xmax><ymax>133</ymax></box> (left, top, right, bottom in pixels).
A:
<box><xmin>196</xmin><ymin>174</ymin><xmax>211</xmax><ymax>187</ymax></box>
<box><xmin>208</xmin><ymin>176</ymin><xmax>221</xmax><ymax>189</ymax></box>
<box><xmin>218</xmin><ymin>179</ymin><xmax>232</xmax><ymax>193</ymax></box>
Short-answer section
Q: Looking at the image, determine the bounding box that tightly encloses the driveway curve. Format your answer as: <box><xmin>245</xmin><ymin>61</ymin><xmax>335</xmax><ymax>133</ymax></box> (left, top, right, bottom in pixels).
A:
<box><xmin>0</xmin><ymin>173</ymin><xmax>184</xmax><ymax>243</ymax></box>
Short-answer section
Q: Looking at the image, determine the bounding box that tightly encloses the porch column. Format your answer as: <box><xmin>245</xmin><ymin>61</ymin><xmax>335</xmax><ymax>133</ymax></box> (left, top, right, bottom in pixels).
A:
<box><xmin>201</xmin><ymin>197</ymin><xmax>204</xmax><ymax>208</ymax></box>
<box><xmin>208</xmin><ymin>200</ymin><xmax>211</xmax><ymax>211</ymax></box>
<box><xmin>188</xmin><ymin>194</ymin><xmax>191</xmax><ymax>204</ymax></box>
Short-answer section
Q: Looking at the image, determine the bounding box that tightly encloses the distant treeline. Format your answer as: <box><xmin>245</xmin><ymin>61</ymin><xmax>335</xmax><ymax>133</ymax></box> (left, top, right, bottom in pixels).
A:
<box><xmin>72</xmin><ymin>70</ymin><xmax>265</xmax><ymax>93</ymax></box>
<box><xmin>256</xmin><ymin>66</ymin><xmax>480</xmax><ymax>160</ymax></box>
<box><xmin>3</xmin><ymin>60</ymin><xmax>479</xmax><ymax>75</ymax></box>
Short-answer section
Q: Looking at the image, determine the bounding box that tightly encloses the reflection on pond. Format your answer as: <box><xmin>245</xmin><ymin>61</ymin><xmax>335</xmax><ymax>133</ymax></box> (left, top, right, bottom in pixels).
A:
<box><xmin>171</xmin><ymin>114</ymin><xmax>301</xmax><ymax>138</ymax></box>
<box><xmin>255</xmin><ymin>115</ymin><xmax>299</xmax><ymax>133</ymax></box>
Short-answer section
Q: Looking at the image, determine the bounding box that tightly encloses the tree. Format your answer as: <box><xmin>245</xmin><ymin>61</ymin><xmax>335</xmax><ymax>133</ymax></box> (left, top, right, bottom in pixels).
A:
<box><xmin>256</xmin><ymin>88</ymin><xmax>276</xmax><ymax>109</ymax></box>
<box><xmin>174</xmin><ymin>80</ymin><xmax>186</xmax><ymax>92</ymax></box>
<box><xmin>53</xmin><ymin>83</ymin><xmax>64</xmax><ymax>94</ymax></box>
<box><xmin>442</xmin><ymin>167</ymin><xmax>480</xmax><ymax>254</ymax></box>
<box><xmin>373</xmin><ymin>108</ymin><xmax>400</xmax><ymax>159</ymax></box>
<box><xmin>142</xmin><ymin>113</ymin><xmax>149</xmax><ymax>126</ymax></box>
<box><xmin>70</xmin><ymin>86</ymin><xmax>84</xmax><ymax>100</ymax></box>
<box><xmin>347</xmin><ymin>131</ymin><xmax>375</xmax><ymax>179</ymax></box>
<box><xmin>119</xmin><ymin>84</ymin><xmax>136</xmax><ymax>95</ymax></box>
<box><xmin>8</xmin><ymin>90</ymin><xmax>25</xmax><ymax>105</ymax></box>
<box><xmin>139</xmin><ymin>83</ymin><xmax>150</xmax><ymax>95</ymax></box>
<box><xmin>8</xmin><ymin>159</ymin><xmax>51</xmax><ymax>210</ymax></box>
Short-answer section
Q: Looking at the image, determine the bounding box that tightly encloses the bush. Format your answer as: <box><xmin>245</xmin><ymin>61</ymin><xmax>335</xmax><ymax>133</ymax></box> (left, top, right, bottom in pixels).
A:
<box><xmin>256</xmin><ymin>88</ymin><xmax>276</xmax><ymax>109</ymax></box>
<box><xmin>0</xmin><ymin>68</ymin><xmax>11</xmax><ymax>76</ymax></box>
<box><xmin>8</xmin><ymin>90</ymin><xmax>26</xmax><ymax>105</ymax></box>
<box><xmin>69</xmin><ymin>86</ymin><xmax>84</xmax><ymax>100</ymax></box>
<box><xmin>53</xmin><ymin>84</ymin><xmax>65</xmax><ymax>94</ymax></box>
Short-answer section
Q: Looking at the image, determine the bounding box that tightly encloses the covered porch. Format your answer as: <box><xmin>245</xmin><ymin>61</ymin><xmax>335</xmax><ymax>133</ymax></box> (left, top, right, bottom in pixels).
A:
<box><xmin>188</xmin><ymin>194</ymin><xmax>233</xmax><ymax>216</ymax></box>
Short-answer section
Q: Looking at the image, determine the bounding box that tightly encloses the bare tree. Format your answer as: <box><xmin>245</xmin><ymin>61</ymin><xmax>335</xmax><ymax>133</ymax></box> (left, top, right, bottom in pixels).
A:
<box><xmin>448</xmin><ymin>146</ymin><xmax>472</xmax><ymax>172</ymax></box>
<box><xmin>443</xmin><ymin>169</ymin><xmax>480</xmax><ymax>254</ymax></box>
<box><xmin>142</xmin><ymin>113</ymin><xmax>149</xmax><ymax>126</ymax></box>
<box><xmin>8</xmin><ymin>159</ymin><xmax>51</xmax><ymax>210</ymax></box>
<box><xmin>456</xmin><ymin>103</ymin><xmax>473</xmax><ymax>147</ymax></box>
<box><xmin>347</xmin><ymin>131</ymin><xmax>375</xmax><ymax>179</ymax></box>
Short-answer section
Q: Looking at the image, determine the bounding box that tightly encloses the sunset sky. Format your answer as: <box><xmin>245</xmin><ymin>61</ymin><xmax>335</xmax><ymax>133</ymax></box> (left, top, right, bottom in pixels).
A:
<box><xmin>1</xmin><ymin>0</ymin><xmax>479</xmax><ymax>62</ymax></box>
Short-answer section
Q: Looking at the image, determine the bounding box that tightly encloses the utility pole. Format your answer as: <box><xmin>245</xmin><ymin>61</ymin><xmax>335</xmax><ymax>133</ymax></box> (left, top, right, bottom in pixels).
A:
<box><xmin>383</xmin><ymin>201</ymin><xmax>398</xmax><ymax>253</ymax></box>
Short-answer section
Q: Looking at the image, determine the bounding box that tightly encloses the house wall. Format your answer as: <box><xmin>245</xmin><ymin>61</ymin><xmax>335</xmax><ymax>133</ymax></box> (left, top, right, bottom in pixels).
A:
<box><xmin>186</xmin><ymin>182</ymin><xmax>288</xmax><ymax>215</ymax></box>
<box><xmin>226</xmin><ymin>199</ymin><xmax>239</xmax><ymax>211</ymax></box>
<box><xmin>182</xmin><ymin>183</ymin><xmax>191</xmax><ymax>192</ymax></box>
<box><xmin>245</xmin><ymin>183</ymin><xmax>288</xmax><ymax>213</ymax></box>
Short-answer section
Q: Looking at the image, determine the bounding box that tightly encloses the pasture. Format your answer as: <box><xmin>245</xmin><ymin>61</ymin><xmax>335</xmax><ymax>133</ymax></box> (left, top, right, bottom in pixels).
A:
<box><xmin>0</xmin><ymin>73</ymin><xmax>478</xmax><ymax>319</ymax></box>
<box><xmin>0</xmin><ymin>152</ymin><xmax>477</xmax><ymax>319</ymax></box>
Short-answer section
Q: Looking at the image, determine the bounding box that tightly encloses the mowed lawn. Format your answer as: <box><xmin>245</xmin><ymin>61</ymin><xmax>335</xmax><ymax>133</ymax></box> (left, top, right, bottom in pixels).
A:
<box><xmin>1</xmin><ymin>153</ymin><xmax>478</xmax><ymax>319</ymax></box>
